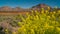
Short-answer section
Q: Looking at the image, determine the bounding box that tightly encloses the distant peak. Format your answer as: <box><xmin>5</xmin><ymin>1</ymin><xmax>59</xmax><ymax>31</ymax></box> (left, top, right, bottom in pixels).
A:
<box><xmin>32</xmin><ymin>4</ymin><xmax>50</xmax><ymax>8</ymax></box>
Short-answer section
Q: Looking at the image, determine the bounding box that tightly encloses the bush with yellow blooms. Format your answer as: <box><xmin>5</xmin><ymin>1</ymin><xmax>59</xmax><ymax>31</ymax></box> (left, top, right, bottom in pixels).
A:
<box><xmin>3</xmin><ymin>7</ymin><xmax>60</xmax><ymax>34</ymax></box>
<box><xmin>16</xmin><ymin>8</ymin><xmax>60</xmax><ymax>34</ymax></box>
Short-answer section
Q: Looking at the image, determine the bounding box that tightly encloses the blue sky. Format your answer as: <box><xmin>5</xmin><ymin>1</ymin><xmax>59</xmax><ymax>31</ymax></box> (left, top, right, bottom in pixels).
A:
<box><xmin>0</xmin><ymin>0</ymin><xmax>60</xmax><ymax>8</ymax></box>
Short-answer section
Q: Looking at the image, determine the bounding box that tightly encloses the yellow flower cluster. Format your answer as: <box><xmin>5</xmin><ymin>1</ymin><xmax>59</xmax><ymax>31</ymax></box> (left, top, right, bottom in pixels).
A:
<box><xmin>5</xmin><ymin>7</ymin><xmax>60</xmax><ymax>34</ymax></box>
<box><xmin>16</xmin><ymin>8</ymin><xmax>60</xmax><ymax>34</ymax></box>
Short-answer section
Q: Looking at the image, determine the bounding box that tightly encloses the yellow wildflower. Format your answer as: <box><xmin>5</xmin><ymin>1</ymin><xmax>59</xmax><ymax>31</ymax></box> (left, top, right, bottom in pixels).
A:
<box><xmin>48</xmin><ymin>6</ymin><xmax>50</xmax><ymax>10</ymax></box>
<box><xmin>5</xmin><ymin>29</ymin><xmax>8</xmax><ymax>32</ymax></box>
<box><xmin>53</xmin><ymin>11</ymin><xmax>56</xmax><ymax>14</ymax></box>
<box><xmin>12</xmin><ymin>32</ymin><xmax>16</xmax><ymax>34</ymax></box>
<box><xmin>56</xmin><ymin>27</ymin><xmax>60</xmax><ymax>31</ymax></box>
<box><xmin>47</xmin><ymin>16</ymin><xmax>51</xmax><ymax>18</ymax></box>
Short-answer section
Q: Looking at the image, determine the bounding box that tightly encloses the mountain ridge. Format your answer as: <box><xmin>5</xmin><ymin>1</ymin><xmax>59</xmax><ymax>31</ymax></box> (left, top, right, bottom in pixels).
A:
<box><xmin>0</xmin><ymin>4</ymin><xmax>60</xmax><ymax>11</ymax></box>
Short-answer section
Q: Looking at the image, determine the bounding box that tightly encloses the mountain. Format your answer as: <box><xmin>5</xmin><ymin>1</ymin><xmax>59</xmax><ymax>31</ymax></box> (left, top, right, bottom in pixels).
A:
<box><xmin>0</xmin><ymin>6</ymin><xmax>12</xmax><ymax>11</ymax></box>
<box><xmin>0</xmin><ymin>6</ymin><xmax>28</xmax><ymax>11</ymax></box>
<box><xmin>12</xmin><ymin>7</ymin><xmax>23</xmax><ymax>11</ymax></box>
<box><xmin>0</xmin><ymin>6</ymin><xmax>31</xmax><ymax>12</ymax></box>
<box><xmin>31</xmin><ymin>4</ymin><xmax>51</xmax><ymax>11</ymax></box>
